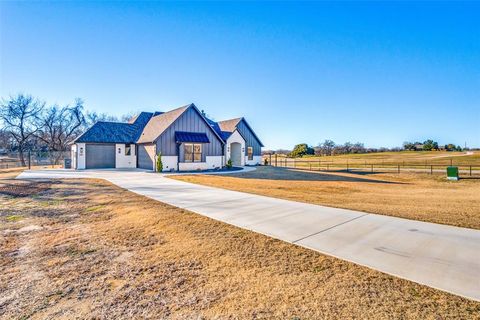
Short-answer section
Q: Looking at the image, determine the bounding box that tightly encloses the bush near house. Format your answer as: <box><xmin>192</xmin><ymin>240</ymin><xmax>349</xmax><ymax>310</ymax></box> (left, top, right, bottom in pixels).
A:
<box><xmin>226</xmin><ymin>159</ymin><xmax>233</xmax><ymax>169</ymax></box>
<box><xmin>156</xmin><ymin>153</ymin><xmax>163</xmax><ymax>172</ymax></box>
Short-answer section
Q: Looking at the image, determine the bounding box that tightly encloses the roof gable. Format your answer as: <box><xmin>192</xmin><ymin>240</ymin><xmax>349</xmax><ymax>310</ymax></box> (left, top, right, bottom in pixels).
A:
<box><xmin>237</xmin><ymin>118</ymin><xmax>264</xmax><ymax>147</ymax></box>
<box><xmin>217</xmin><ymin>118</ymin><xmax>242</xmax><ymax>133</ymax></box>
<box><xmin>216</xmin><ymin>117</ymin><xmax>264</xmax><ymax>147</ymax></box>
<box><xmin>137</xmin><ymin>104</ymin><xmax>225</xmax><ymax>145</ymax></box>
<box><xmin>136</xmin><ymin>105</ymin><xmax>190</xmax><ymax>143</ymax></box>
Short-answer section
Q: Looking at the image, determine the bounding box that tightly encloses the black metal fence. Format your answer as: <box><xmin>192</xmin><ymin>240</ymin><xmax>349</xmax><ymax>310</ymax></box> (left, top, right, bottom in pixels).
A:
<box><xmin>264</xmin><ymin>155</ymin><xmax>480</xmax><ymax>176</ymax></box>
<box><xmin>0</xmin><ymin>151</ymin><xmax>70</xmax><ymax>169</ymax></box>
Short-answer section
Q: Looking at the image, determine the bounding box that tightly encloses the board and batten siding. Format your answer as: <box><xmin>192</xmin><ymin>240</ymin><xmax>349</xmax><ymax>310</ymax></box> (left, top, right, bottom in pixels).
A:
<box><xmin>236</xmin><ymin>120</ymin><xmax>262</xmax><ymax>156</ymax></box>
<box><xmin>155</xmin><ymin>107</ymin><xmax>223</xmax><ymax>162</ymax></box>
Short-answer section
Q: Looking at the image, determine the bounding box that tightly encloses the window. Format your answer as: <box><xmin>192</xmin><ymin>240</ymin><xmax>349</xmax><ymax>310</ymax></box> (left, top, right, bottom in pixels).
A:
<box><xmin>125</xmin><ymin>144</ymin><xmax>131</xmax><ymax>156</ymax></box>
<box><xmin>184</xmin><ymin>143</ymin><xmax>202</xmax><ymax>162</ymax></box>
<box><xmin>247</xmin><ymin>147</ymin><xmax>253</xmax><ymax>160</ymax></box>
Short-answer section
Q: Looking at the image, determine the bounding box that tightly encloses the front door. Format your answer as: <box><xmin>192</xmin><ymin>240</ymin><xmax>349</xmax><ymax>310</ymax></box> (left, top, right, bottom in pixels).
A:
<box><xmin>230</xmin><ymin>142</ymin><xmax>242</xmax><ymax>166</ymax></box>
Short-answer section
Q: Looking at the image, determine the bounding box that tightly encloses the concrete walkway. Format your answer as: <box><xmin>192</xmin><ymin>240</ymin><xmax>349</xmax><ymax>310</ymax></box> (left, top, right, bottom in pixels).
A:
<box><xmin>17</xmin><ymin>169</ymin><xmax>480</xmax><ymax>301</ymax></box>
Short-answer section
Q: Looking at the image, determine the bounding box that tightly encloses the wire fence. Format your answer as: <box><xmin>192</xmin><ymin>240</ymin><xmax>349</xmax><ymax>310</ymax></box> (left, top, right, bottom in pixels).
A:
<box><xmin>0</xmin><ymin>151</ymin><xmax>70</xmax><ymax>169</ymax></box>
<box><xmin>264</xmin><ymin>155</ymin><xmax>480</xmax><ymax>176</ymax></box>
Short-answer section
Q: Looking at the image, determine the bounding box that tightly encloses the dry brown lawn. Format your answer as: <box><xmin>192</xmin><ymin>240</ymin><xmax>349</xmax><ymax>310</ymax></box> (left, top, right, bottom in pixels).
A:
<box><xmin>1</xmin><ymin>176</ymin><xmax>480</xmax><ymax>319</ymax></box>
<box><xmin>171</xmin><ymin>166</ymin><xmax>480</xmax><ymax>230</ymax></box>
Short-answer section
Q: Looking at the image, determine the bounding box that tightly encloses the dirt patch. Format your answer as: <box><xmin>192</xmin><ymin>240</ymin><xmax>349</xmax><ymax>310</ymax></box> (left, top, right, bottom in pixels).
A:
<box><xmin>0</xmin><ymin>178</ymin><xmax>479</xmax><ymax>319</ymax></box>
<box><xmin>0</xmin><ymin>181</ymin><xmax>52</xmax><ymax>197</ymax></box>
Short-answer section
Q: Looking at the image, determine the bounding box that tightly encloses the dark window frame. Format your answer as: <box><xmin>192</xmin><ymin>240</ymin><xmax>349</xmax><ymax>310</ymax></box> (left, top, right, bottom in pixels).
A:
<box><xmin>184</xmin><ymin>143</ymin><xmax>202</xmax><ymax>162</ymax></box>
<box><xmin>125</xmin><ymin>144</ymin><xmax>131</xmax><ymax>156</ymax></box>
<box><xmin>247</xmin><ymin>146</ymin><xmax>253</xmax><ymax>160</ymax></box>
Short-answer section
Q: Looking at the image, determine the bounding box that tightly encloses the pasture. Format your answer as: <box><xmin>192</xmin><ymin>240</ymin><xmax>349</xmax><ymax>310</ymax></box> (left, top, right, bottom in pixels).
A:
<box><xmin>265</xmin><ymin>151</ymin><xmax>480</xmax><ymax>175</ymax></box>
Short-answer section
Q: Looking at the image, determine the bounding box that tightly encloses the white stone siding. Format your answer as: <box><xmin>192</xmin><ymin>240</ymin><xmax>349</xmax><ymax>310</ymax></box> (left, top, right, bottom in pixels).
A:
<box><xmin>178</xmin><ymin>162</ymin><xmax>209</xmax><ymax>171</ymax></box>
<box><xmin>76</xmin><ymin>143</ymin><xmax>86</xmax><ymax>169</ymax></box>
<box><xmin>115</xmin><ymin>144</ymin><xmax>136</xmax><ymax>168</ymax></box>
<box><xmin>245</xmin><ymin>155</ymin><xmax>262</xmax><ymax>166</ymax></box>
<box><xmin>225</xmin><ymin>130</ymin><xmax>245</xmax><ymax>166</ymax></box>
<box><xmin>160</xmin><ymin>156</ymin><xmax>178</xmax><ymax>172</ymax></box>
<box><xmin>206</xmin><ymin>156</ymin><xmax>223</xmax><ymax>169</ymax></box>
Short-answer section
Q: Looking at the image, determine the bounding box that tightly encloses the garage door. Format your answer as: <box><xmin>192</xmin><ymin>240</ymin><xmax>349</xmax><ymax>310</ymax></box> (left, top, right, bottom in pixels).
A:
<box><xmin>86</xmin><ymin>144</ymin><xmax>115</xmax><ymax>169</ymax></box>
<box><xmin>137</xmin><ymin>144</ymin><xmax>155</xmax><ymax>170</ymax></box>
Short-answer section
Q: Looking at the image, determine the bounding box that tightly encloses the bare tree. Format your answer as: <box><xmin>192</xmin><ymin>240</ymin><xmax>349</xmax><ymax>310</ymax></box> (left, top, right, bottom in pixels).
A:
<box><xmin>0</xmin><ymin>129</ymin><xmax>14</xmax><ymax>152</ymax></box>
<box><xmin>36</xmin><ymin>99</ymin><xmax>86</xmax><ymax>164</ymax></box>
<box><xmin>84</xmin><ymin>111</ymin><xmax>118</xmax><ymax>128</ymax></box>
<box><xmin>0</xmin><ymin>94</ymin><xmax>44</xmax><ymax>165</ymax></box>
<box><xmin>321</xmin><ymin>139</ymin><xmax>335</xmax><ymax>156</ymax></box>
<box><xmin>120</xmin><ymin>111</ymin><xmax>141</xmax><ymax>123</ymax></box>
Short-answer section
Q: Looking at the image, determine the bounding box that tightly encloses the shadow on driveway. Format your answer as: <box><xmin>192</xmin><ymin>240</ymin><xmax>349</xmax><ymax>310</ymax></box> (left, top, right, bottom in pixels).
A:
<box><xmin>229</xmin><ymin>166</ymin><xmax>403</xmax><ymax>184</ymax></box>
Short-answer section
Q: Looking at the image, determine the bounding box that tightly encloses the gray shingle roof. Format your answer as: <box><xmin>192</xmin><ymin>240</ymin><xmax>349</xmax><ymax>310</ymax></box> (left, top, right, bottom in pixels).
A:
<box><xmin>75</xmin><ymin>112</ymin><xmax>153</xmax><ymax>143</ymax></box>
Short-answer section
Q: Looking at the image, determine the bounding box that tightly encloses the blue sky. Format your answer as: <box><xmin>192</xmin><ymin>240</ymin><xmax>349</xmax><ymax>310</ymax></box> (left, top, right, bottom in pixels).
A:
<box><xmin>1</xmin><ymin>1</ymin><xmax>479</xmax><ymax>149</ymax></box>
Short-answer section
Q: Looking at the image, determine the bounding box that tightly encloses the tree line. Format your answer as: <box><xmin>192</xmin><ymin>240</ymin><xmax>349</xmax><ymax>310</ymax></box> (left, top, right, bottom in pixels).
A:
<box><xmin>402</xmin><ymin>140</ymin><xmax>463</xmax><ymax>152</ymax></box>
<box><xmin>264</xmin><ymin>138</ymin><xmax>465</xmax><ymax>158</ymax></box>
<box><xmin>0</xmin><ymin>93</ymin><xmax>134</xmax><ymax>165</ymax></box>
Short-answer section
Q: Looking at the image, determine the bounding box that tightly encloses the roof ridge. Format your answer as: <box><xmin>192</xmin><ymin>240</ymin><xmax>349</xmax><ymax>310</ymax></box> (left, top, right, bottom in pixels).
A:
<box><xmin>218</xmin><ymin>117</ymin><xmax>242</xmax><ymax>123</ymax></box>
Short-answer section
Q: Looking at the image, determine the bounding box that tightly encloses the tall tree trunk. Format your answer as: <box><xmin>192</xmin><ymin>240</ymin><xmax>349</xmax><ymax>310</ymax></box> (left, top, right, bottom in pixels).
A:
<box><xmin>18</xmin><ymin>146</ymin><xmax>26</xmax><ymax>166</ymax></box>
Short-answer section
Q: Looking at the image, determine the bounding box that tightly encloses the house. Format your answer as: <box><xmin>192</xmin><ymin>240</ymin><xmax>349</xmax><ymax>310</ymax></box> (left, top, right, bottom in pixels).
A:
<box><xmin>71</xmin><ymin>103</ymin><xmax>264</xmax><ymax>171</ymax></box>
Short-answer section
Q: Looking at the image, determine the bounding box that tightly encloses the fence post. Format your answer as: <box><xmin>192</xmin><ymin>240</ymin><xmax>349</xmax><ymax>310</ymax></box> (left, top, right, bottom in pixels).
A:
<box><xmin>371</xmin><ymin>164</ymin><xmax>373</xmax><ymax>172</ymax></box>
<box><xmin>28</xmin><ymin>150</ymin><xmax>31</xmax><ymax>170</ymax></box>
<box><xmin>269</xmin><ymin>154</ymin><xmax>272</xmax><ymax>166</ymax></box>
<box><xmin>275</xmin><ymin>154</ymin><xmax>277</xmax><ymax>167</ymax></box>
<box><xmin>309</xmin><ymin>162</ymin><xmax>311</xmax><ymax>171</ymax></box>
<box><xmin>398</xmin><ymin>164</ymin><xmax>400</xmax><ymax>173</ymax></box>
<box><xmin>430</xmin><ymin>165</ymin><xmax>433</xmax><ymax>175</ymax></box>
<box><xmin>450</xmin><ymin>159</ymin><xmax>453</xmax><ymax>166</ymax></box>
<box><xmin>470</xmin><ymin>166</ymin><xmax>472</xmax><ymax>176</ymax></box>
<box><xmin>346</xmin><ymin>161</ymin><xmax>349</xmax><ymax>172</ymax></box>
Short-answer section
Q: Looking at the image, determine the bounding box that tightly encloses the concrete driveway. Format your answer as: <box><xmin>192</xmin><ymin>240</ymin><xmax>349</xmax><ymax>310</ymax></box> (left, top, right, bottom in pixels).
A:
<box><xmin>17</xmin><ymin>169</ymin><xmax>480</xmax><ymax>301</ymax></box>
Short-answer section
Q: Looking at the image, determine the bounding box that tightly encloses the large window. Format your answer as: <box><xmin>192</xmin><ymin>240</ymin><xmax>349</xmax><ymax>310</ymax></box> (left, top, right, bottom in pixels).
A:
<box><xmin>184</xmin><ymin>143</ymin><xmax>202</xmax><ymax>162</ymax></box>
<box><xmin>247</xmin><ymin>147</ymin><xmax>253</xmax><ymax>160</ymax></box>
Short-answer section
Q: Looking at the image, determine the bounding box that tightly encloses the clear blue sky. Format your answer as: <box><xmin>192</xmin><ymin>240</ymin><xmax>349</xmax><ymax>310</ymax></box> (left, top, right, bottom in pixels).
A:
<box><xmin>1</xmin><ymin>1</ymin><xmax>479</xmax><ymax>149</ymax></box>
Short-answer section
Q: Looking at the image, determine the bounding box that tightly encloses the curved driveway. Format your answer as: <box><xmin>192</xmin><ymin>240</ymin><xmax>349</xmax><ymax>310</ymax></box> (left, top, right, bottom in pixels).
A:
<box><xmin>17</xmin><ymin>169</ymin><xmax>480</xmax><ymax>301</ymax></box>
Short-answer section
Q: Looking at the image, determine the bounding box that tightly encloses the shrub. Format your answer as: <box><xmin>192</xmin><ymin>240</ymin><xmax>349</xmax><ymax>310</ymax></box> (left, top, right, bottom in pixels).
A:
<box><xmin>226</xmin><ymin>159</ymin><xmax>233</xmax><ymax>169</ymax></box>
<box><xmin>156</xmin><ymin>152</ymin><xmax>163</xmax><ymax>172</ymax></box>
